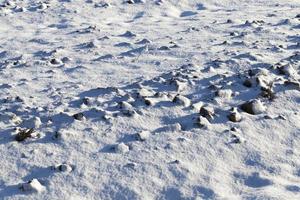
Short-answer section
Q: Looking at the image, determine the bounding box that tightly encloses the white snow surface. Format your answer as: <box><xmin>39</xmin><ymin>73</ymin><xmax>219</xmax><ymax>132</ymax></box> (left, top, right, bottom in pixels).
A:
<box><xmin>0</xmin><ymin>0</ymin><xmax>300</xmax><ymax>199</ymax></box>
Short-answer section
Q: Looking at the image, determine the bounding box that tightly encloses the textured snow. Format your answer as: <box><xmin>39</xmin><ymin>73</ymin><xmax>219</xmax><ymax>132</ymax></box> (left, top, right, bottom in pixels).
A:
<box><xmin>0</xmin><ymin>0</ymin><xmax>300</xmax><ymax>199</ymax></box>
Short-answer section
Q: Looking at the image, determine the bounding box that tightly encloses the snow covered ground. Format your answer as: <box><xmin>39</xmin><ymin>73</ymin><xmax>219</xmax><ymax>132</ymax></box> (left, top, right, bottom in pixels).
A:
<box><xmin>0</xmin><ymin>0</ymin><xmax>300</xmax><ymax>199</ymax></box>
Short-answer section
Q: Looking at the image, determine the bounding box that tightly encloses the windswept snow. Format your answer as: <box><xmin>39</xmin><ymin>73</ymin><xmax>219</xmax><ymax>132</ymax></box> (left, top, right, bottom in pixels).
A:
<box><xmin>0</xmin><ymin>0</ymin><xmax>300</xmax><ymax>199</ymax></box>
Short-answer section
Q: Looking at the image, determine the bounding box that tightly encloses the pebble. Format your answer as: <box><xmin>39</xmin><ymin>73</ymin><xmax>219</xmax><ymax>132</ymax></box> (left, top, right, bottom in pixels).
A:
<box><xmin>61</xmin><ymin>57</ymin><xmax>71</xmax><ymax>63</ymax></box>
<box><xmin>228</xmin><ymin>108</ymin><xmax>242</xmax><ymax>122</ymax></box>
<box><xmin>158</xmin><ymin>46</ymin><xmax>171</xmax><ymax>51</ymax></box>
<box><xmin>144</xmin><ymin>98</ymin><xmax>155</xmax><ymax>106</ymax></box>
<box><xmin>243</xmin><ymin>78</ymin><xmax>253</xmax><ymax>87</ymax></box>
<box><xmin>82</xmin><ymin>97</ymin><xmax>91</xmax><ymax>105</ymax></box>
<box><xmin>126</xmin><ymin>0</ymin><xmax>135</xmax><ymax>4</ymax></box>
<box><xmin>172</xmin><ymin>94</ymin><xmax>191</xmax><ymax>107</ymax></box>
<box><xmin>56</xmin><ymin>164</ymin><xmax>73</xmax><ymax>173</ymax></box>
<box><xmin>103</xmin><ymin>111</ymin><xmax>113</xmax><ymax>121</ymax></box>
<box><xmin>21</xmin><ymin>179</ymin><xmax>45</xmax><ymax>193</ymax></box>
<box><xmin>240</xmin><ymin>99</ymin><xmax>266</xmax><ymax>115</ymax></box>
<box><xmin>136</xmin><ymin>130</ymin><xmax>150</xmax><ymax>141</ymax></box>
<box><xmin>119</xmin><ymin>101</ymin><xmax>136</xmax><ymax>116</ymax></box>
<box><xmin>50</xmin><ymin>58</ymin><xmax>63</xmax><ymax>65</ymax></box>
<box><xmin>230</xmin><ymin>133</ymin><xmax>245</xmax><ymax>144</ymax></box>
<box><xmin>200</xmin><ymin>106</ymin><xmax>214</xmax><ymax>121</ymax></box>
<box><xmin>73</xmin><ymin>113</ymin><xmax>85</xmax><ymax>121</ymax></box>
<box><xmin>124</xmin><ymin>162</ymin><xmax>137</xmax><ymax>169</ymax></box>
<box><xmin>197</xmin><ymin>116</ymin><xmax>210</xmax><ymax>128</ymax></box>
<box><xmin>85</xmin><ymin>41</ymin><xmax>98</xmax><ymax>48</ymax></box>
<box><xmin>115</xmin><ymin>143</ymin><xmax>130</xmax><ymax>154</ymax></box>
<box><xmin>38</xmin><ymin>3</ymin><xmax>48</xmax><ymax>10</ymax></box>
<box><xmin>13</xmin><ymin>6</ymin><xmax>26</xmax><ymax>12</ymax></box>
<box><xmin>94</xmin><ymin>1</ymin><xmax>110</xmax><ymax>8</ymax></box>
<box><xmin>119</xmin><ymin>101</ymin><xmax>133</xmax><ymax>110</ymax></box>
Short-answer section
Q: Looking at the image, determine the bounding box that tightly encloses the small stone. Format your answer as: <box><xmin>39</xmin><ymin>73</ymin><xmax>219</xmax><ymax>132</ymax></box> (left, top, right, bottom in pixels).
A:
<box><xmin>243</xmin><ymin>79</ymin><xmax>253</xmax><ymax>87</ymax></box>
<box><xmin>158</xmin><ymin>46</ymin><xmax>170</xmax><ymax>51</ymax></box>
<box><xmin>240</xmin><ymin>99</ymin><xmax>266</xmax><ymax>115</ymax></box>
<box><xmin>256</xmin><ymin>74</ymin><xmax>272</xmax><ymax>88</ymax></box>
<box><xmin>21</xmin><ymin>179</ymin><xmax>45</xmax><ymax>193</ymax></box>
<box><xmin>173</xmin><ymin>94</ymin><xmax>191</xmax><ymax>107</ymax></box>
<box><xmin>61</xmin><ymin>57</ymin><xmax>71</xmax><ymax>63</ymax></box>
<box><xmin>115</xmin><ymin>143</ymin><xmax>130</xmax><ymax>154</ymax></box>
<box><xmin>94</xmin><ymin>1</ymin><xmax>110</xmax><ymax>8</ymax></box>
<box><xmin>230</xmin><ymin>133</ymin><xmax>245</xmax><ymax>144</ymax></box>
<box><xmin>200</xmin><ymin>106</ymin><xmax>214</xmax><ymax>121</ymax></box>
<box><xmin>116</xmin><ymin>88</ymin><xmax>126</xmax><ymax>96</ymax></box>
<box><xmin>277</xmin><ymin>115</ymin><xmax>286</xmax><ymax>120</ymax></box>
<box><xmin>38</xmin><ymin>3</ymin><xmax>48</xmax><ymax>10</ymax></box>
<box><xmin>244</xmin><ymin>20</ymin><xmax>252</xmax><ymax>26</ymax></box>
<box><xmin>126</xmin><ymin>0</ymin><xmax>135</xmax><ymax>4</ymax></box>
<box><xmin>230</xmin><ymin>32</ymin><xmax>239</xmax><ymax>36</ymax></box>
<box><xmin>119</xmin><ymin>101</ymin><xmax>133</xmax><ymax>110</ymax></box>
<box><xmin>144</xmin><ymin>98</ymin><xmax>155</xmax><ymax>106</ymax></box>
<box><xmin>50</xmin><ymin>58</ymin><xmax>63</xmax><ymax>65</ymax></box>
<box><xmin>73</xmin><ymin>113</ymin><xmax>84</xmax><ymax>121</ymax></box>
<box><xmin>263</xmin><ymin>115</ymin><xmax>273</xmax><ymax>119</ymax></box>
<box><xmin>228</xmin><ymin>109</ymin><xmax>242</xmax><ymax>122</ymax></box>
<box><xmin>230</xmin><ymin>127</ymin><xmax>238</xmax><ymax>132</ymax></box>
<box><xmin>14</xmin><ymin>6</ymin><xmax>26</xmax><ymax>12</ymax></box>
<box><xmin>170</xmin><ymin>160</ymin><xmax>180</xmax><ymax>164</ymax></box>
<box><xmin>260</xmin><ymin>87</ymin><xmax>275</xmax><ymax>100</ymax></box>
<box><xmin>85</xmin><ymin>41</ymin><xmax>98</xmax><ymax>48</ymax></box>
<box><xmin>57</xmin><ymin>164</ymin><xmax>73</xmax><ymax>172</ymax></box>
<box><xmin>119</xmin><ymin>101</ymin><xmax>136</xmax><ymax>116</ymax></box>
<box><xmin>82</xmin><ymin>97</ymin><xmax>91</xmax><ymax>105</ymax></box>
<box><xmin>5</xmin><ymin>0</ymin><xmax>15</xmax><ymax>7</ymax></box>
<box><xmin>124</xmin><ymin>162</ymin><xmax>136</xmax><ymax>169</ymax></box>
<box><xmin>197</xmin><ymin>116</ymin><xmax>210</xmax><ymax>128</ymax></box>
<box><xmin>136</xmin><ymin>130</ymin><xmax>150</xmax><ymax>141</ymax></box>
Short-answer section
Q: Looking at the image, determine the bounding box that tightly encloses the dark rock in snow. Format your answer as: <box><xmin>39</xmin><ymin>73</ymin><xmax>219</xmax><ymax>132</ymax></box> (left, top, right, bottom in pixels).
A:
<box><xmin>200</xmin><ymin>106</ymin><xmax>214</xmax><ymax>121</ymax></box>
<box><xmin>73</xmin><ymin>113</ymin><xmax>84</xmax><ymax>120</ymax></box>
<box><xmin>240</xmin><ymin>99</ymin><xmax>266</xmax><ymax>115</ymax></box>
